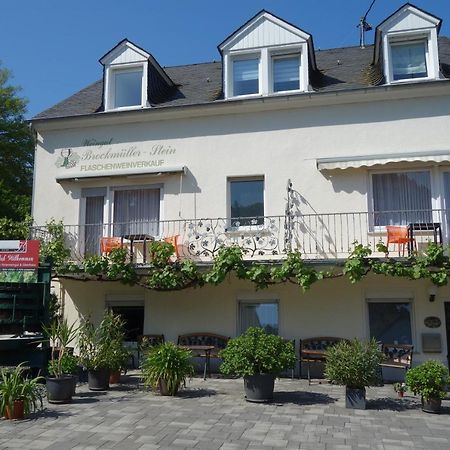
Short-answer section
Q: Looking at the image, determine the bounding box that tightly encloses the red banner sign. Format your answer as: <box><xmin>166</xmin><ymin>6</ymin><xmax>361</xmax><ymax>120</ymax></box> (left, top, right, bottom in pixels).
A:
<box><xmin>0</xmin><ymin>240</ymin><xmax>40</xmax><ymax>269</ymax></box>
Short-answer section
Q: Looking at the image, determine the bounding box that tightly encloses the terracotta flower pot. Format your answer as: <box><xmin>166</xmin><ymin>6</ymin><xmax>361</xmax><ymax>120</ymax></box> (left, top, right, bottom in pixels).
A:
<box><xmin>398</xmin><ymin>391</ymin><xmax>404</xmax><ymax>398</ymax></box>
<box><xmin>109</xmin><ymin>370</ymin><xmax>121</xmax><ymax>384</ymax></box>
<box><xmin>4</xmin><ymin>400</ymin><xmax>25</xmax><ymax>420</ymax></box>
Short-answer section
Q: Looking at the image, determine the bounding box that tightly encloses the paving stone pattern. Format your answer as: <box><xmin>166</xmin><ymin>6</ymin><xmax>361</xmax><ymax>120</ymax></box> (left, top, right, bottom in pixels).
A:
<box><xmin>1</xmin><ymin>373</ymin><xmax>450</xmax><ymax>449</ymax></box>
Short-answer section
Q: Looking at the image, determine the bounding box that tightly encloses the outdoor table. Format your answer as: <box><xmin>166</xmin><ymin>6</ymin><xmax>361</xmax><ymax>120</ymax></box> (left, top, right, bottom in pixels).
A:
<box><xmin>407</xmin><ymin>222</ymin><xmax>442</xmax><ymax>255</ymax></box>
<box><xmin>179</xmin><ymin>345</ymin><xmax>215</xmax><ymax>380</ymax></box>
<box><xmin>121</xmin><ymin>234</ymin><xmax>154</xmax><ymax>263</ymax></box>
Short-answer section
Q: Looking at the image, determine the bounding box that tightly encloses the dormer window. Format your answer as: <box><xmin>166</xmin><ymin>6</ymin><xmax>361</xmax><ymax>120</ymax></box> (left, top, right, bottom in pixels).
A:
<box><xmin>219</xmin><ymin>11</ymin><xmax>316</xmax><ymax>100</ymax></box>
<box><xmin>100</xmin><ymin>39</ymin><xmax>175</xmax><ymax>112</ymax></box>
<box><xmin>272</xmin><ymin>55</ymin><xmax>300</xmax><ymax>92</ymax></box>
<box><xmin>112</xmin><ymin>68</ymin><xmax>144</xmax><ymax>108</ymax></box>
<box><xmin>391</xmin><ymin>40</ymin><xmax>428</xmax><ymax>81</ymax></box>
<box><xmin>374</xmin><ymin>4</ymin><xmax>442</xmax><ymax>85</ymax></box>
<box><xmin>233</xmin><ymin>58</ymin><xmax>260</xmax><ymax>96</ymax></box>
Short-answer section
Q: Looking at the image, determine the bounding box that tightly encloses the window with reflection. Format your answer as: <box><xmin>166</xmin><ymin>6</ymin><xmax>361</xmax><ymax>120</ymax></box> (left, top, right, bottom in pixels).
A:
<box><xmin>230</xmin><ymin>179</ymin><xmax>264</xmax><ymax>226</ymax></box>
<box><xmin>239</xmin><ymin>302</ymin><xmax>279</xmax><ymax>335</ymax></box>
<box><xmin>273</xmin><ymin>56</ymin><xmax>300</xmax><ymax>92</ymax></box>
<box><xmin>391</xmin><ymin>41</ymin><xmax>428</xmax><ymax>81</ymax></box>
<box><xmin>114</xmin><ymin>69</ymin><xmax>143</xmax><ymax>108</ymax></box>
<box><xmin>368</xmin><ymin>301</ymin><xmax>412</xmax><ymax>344</ymax></box>
<box><xmin>233</xmin><ymin>58</ymin><xmax>259</xmax><ymax>96</ymax></box>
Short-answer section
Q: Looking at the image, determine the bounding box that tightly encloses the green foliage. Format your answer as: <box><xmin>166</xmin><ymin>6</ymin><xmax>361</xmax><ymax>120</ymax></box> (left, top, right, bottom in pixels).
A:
<box><xmin>0</xmin><ymin>215</ymin><xmax>32</xmax><ymax>239</ymax></box>
<box><xmin>219</xmin><ymin>327</ymin><xmax>296</xmax><ymax>377</ymax></box>
<box><xmin>83</xmin><ymin>248</ymin><xmax>137</xmax><ymax>285</ymax></box>
<box><xmin>141</xmin><ymin>342</ymin><xmax>194</xmax><ymax>395</ymax></box>
<box><xmin>40</xmin><ymin>219</ymin><xmax>71</xmax><ymax>267</ymax></box>
<box><xmin>0</xmin><ymin>64</ymin><xmax>34</xmax><ymax>222</ymax></box>
<box><xmin>0</xmin><ymin>363</ymin><xmax>44</xmax><ymax>417</ymax></box>
<box><xmin>393</xmin><ymin>382</ymin><xmax>406</xmax><ymax>393</ymax></box>
<box><xmin>48</xmin><ymin>353</ymin><xmax>79</xmax><ymax>377</ymax></box>
<box><xmin>204</xmin><ymin>246</ymin><xmax>246</xmax><ymax>284</ymax></box>
<box><xmin>405</xmin><ymin>360</ymin><xmax>450</xmax><ymax>400</ymax></box>
<box><xmin>78</xmin><ymin>310</ymin><xmax>128</xmax><ymax>371</ymax></box>
<box><xmin>343</xmin><ymin>243</ymin><xmax>372</xmax><ymax>283</ymax></box>
<box><xmin>43</xmin><ymin>319</ymin><xmax>78</xmax><ymax>378</ymax></box>
<box><xmin>324</xmin><ymin>338</ymin><xmax>384</xmax><ymax>389</ymax></box>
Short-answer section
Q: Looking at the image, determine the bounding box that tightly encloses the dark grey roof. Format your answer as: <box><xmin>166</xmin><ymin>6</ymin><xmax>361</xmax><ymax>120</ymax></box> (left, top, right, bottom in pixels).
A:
<box><xmin>33</xmin><ymin>37</ymin><xmax>450</xmax><ymax>121</ymax></box>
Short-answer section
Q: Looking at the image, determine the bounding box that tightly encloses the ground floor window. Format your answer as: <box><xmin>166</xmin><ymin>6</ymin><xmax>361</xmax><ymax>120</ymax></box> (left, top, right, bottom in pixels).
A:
<box><xmin>239</xmin><ymin>301</ymin><xmax>278</xmax><ymax>335</ymax></box>
<box><xmin>367</xmin><ymin>300</ymin><xmax>412</xmax><ymax>345</ymax></box>
<box><xmin>108</xmin><ymin>303</ymin><xmax>144</xmax><ymax>342</ymax></box>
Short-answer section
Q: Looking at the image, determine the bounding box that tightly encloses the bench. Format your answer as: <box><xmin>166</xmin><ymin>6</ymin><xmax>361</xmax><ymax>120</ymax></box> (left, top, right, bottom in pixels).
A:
<box><xmin>300</xmin><ymin>337</ymin><xmax>348</xmax><ymax>384</ymax></box>
<box><xmin>380</xmin><ymin>343</ymin><xmax>413</xmax><ymax>381</ymax></box>
<box><xmin>177</xmin><ymin>333</ymin><xmax>229</xmax><ymax>377</ymax></box>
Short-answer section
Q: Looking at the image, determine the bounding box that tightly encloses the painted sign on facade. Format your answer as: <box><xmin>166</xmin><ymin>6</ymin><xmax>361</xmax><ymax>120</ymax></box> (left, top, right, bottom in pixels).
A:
<box><xmin>0</xmin><ymin>240</ymin><xmax>40</xmax><ymax>269</ymax></box>
<box><xmin>55</xmin><ymin>138</ymin><xmax>179</xmax><ymax>179</ymax></box>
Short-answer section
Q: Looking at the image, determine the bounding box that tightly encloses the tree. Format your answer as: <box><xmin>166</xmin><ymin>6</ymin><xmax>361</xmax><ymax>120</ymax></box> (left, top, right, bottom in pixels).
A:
<box><xmin>0</xmin><ymin>63</ymin><xmax>34</xmax><ymax>226</ymax></box>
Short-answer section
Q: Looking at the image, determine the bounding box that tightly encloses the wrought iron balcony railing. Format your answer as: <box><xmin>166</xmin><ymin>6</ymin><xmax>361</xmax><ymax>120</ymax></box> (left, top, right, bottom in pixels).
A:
<box><xmin>30</xmin><ymin>209</ymin><xmax>450</xmax><ymax>265</ymax></box>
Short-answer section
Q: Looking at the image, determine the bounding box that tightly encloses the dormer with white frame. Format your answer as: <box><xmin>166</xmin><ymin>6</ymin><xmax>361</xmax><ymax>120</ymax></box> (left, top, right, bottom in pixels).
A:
<box><xmin>374</xmin><ymin>3</ymin><xmax>442</xmax><ymax>85</ymax></box>
<box><xmin>218</xmin><ymin>10</ymin><xmax>316</xmax><ymax>99</ymax></box>
<box><xmin>100</xmin><ymin>39</ymin><xmax>175</xmax><ymax>111</ymax></box>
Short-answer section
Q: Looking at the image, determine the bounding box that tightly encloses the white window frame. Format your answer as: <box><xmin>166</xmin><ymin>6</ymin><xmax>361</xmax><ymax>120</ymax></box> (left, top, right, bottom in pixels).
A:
<box><xmin>269</xmin><ymin>51</ymin><xmax>302</xmax><ymax>94</ymax></box>
<box><xmin>104</xmin><ymin>62</ymin><xmax>147</xmax><ymax>111</ymax></box>
<box><xmin>368</xmin><ymin>168</ymin><xmax>434</xmax><ymax>230</ymax></box>
<box><xmin>238</xmin><ymin>299</ymin><xmax>280</xmax><ymax>335</ymax></box>
<box><xmin>228</xmin><ymin>52</ymin><xmax>262</xmax><ymax>98</ymax></box>
<box><xmin>227</xmin><ymin>176</ymin><xmax>265</xmax><ymax>229</ymax></box>
<box><xmin>383</xmin><ymin>29</ymin><xmax>439</xmax><ymax>84</ymax></box>
<box><xmin>365</xmin><ymin>297</ymin><xmax>415</xmax><ymax>347</ymax></box>
<box><xmin>224</xmin><ymin>43</ymin><xmax>308</xmax><ymax>99</ymax></box>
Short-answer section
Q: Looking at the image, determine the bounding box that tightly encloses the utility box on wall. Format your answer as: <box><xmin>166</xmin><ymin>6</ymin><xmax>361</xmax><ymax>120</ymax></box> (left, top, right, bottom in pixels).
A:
<box><xmin>421</xmin><ymin>333</ymin><xmax>442</xmax><ymax>353</ymax></box>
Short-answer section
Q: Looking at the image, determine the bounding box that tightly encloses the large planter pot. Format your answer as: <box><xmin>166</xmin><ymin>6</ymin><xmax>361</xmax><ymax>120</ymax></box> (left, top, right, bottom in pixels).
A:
<box><xmin>88</xmin><ymin>368</ymin><xmax>110</xmax><ymax>391</ymax></box>
<box><xmin>243</xmin><ymin>374</ymin><xmax>275</xmax><ymax>403</ymax></box>
<box><xmin>46</xmin><ymin>376</ymin><xmax>74</xmax><ymax>404</ymax></box>
<box><xmin>4</xmin><ymin>400</ymin><xmax>24</xmax><ymax>420</ymax></box>
<box><xmin>109</xmin><ymin>370</ymin><xmax>121</xmax><ymax>385</ymax></box>
<box><xmin>158</xmin><ymin>378</ymin><xmax>179</xmax><ymax>396</ymax></box>
<box><xmin>345</xmin><ymin>387</ymin><xmax>366</xmax><ymax>409</ymax></box>
<box><xmin>422</xmin><ymin>396</ymin><xmax>441</xmax><ymax>414</ymax></box>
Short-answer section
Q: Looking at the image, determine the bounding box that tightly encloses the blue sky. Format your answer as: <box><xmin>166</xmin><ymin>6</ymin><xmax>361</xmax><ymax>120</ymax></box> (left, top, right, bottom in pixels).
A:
<box><xmin>2</xmin><ymin>0</ymin><xmax>449</xmax><ymax>118</ymax></box>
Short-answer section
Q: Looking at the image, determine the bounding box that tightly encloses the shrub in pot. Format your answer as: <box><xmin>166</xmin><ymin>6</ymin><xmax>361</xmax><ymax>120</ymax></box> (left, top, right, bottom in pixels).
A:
<box><xmin>325</xmin><ymin>338</ymin><xmax>384</xmax><ymax>409</ymax></box>
<box><xmin>141</xmin><ymin>342</ymin><xmax>194</xmax><ymax>396</ymax></box>
<box><xmin>405</xmin><ymin>360</ymin><xmax>449</xmax><ymax>413</ymax></box>
<box><xmin>394</xmin><ymin>382</ymin><xmax>406</xmax><ymax>398</ymax></box>
<box><xmin>43</xmin><ymin>319</ymin><xmax>78</xmax><ymax>403</ymax></box>
<box><xmin>219</xmin><ymin>327</ymin><xmax>296</xmax><ymax>402</ymax></box>
<box><xmin>0</xmin><ymin>363</ymin><xmax>44</xmax><ymax>420</ymax></box>
<box><xmin>78</xmin><ymin>310</ymin><xmax>127</xmax><ymax>391</ymax></box>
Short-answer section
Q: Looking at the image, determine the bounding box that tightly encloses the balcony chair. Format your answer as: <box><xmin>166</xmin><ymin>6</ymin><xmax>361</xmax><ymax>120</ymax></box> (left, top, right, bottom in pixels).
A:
<box><xmin>100</xmin><ymin>236</ymin><xmax>123</xmax><ymax>254</ymax></box>
<box><xmin>164</xmin><ymin>234</ymin><xmax>180</xmax><ymax>260</ymax></box>
<box><xmin>385</xmin><ymin>226</ymin><xmax>416</xmax><ymax>256</ymax></box>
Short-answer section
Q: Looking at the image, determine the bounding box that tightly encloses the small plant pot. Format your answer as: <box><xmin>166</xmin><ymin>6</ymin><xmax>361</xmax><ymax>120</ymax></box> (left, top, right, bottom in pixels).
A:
<box><xmin>158</xmin><ymin>378</ymin><xmax>179</xmax><ymax>396</ymax></box>
<box><xmin>243</xmin><ymin>374</ymin><xmax>275</xmax><ymax>403</ymax></box>
<box><xmin>109</xmin><ymin>370</ymin><xmax>121</xmax><ymax>385</ymax></box>
<box><xmin>345</xmin><ymin>387</ymin><xmax>366</xmax><ymax>409</ymax></box>
<box><xmin>88</xmin><ymin>368</ymin><xmax>110</xmax><ymax>391</ymax></box>
<box><xmin>46</xmin><ymin>376</ymin><xmax>74</xmax><ymax>404</ymax></box>
<box><xmin>4</xmin><ymin>400</ymin><xmax>25</xmax><ymax>420</ymax></box>
<box><xmin>397</xmin><ymin>391</ymin><xmax>404</xmax><ymax>398</ymax></box>
<box><xmin>422</xmin><ymin>396</ymin><xmax>441</xmax><ymax>414</ymax></box>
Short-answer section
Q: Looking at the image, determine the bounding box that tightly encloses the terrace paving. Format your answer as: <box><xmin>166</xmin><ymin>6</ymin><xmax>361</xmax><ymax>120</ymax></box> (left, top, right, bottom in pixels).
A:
<box><xmin>1</xmin><ymin>373</ymin><xmax>450</xmax><ymax>449</ymax></box>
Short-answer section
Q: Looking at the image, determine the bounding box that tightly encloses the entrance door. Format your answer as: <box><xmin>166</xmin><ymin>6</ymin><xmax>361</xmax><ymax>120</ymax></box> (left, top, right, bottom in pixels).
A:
<box><xmin>444</xmin><ymin>302</ymin><xmax>450</xmax><ymax>368</ymax></box>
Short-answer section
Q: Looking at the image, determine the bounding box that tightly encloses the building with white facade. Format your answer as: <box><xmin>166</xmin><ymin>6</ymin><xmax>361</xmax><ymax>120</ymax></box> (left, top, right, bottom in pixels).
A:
<box><xmin>31</xmin><ymin>4</ymin><xmax>450</xmax><ymax>373</ymax></box>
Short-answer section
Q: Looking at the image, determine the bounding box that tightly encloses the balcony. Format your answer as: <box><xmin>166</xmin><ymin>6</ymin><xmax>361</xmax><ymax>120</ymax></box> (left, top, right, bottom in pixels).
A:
<box><xmin>30</xmin><ymin>209</ymin><xmax>449</xmax><ymax>266</ymax></box>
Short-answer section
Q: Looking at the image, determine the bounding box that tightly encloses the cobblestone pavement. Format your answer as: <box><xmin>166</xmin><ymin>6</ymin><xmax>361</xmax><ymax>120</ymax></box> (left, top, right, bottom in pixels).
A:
<box><xmin>1</xmin><ymin>373</ymin><xmax>450</xmax><ymax>450</ymax></box>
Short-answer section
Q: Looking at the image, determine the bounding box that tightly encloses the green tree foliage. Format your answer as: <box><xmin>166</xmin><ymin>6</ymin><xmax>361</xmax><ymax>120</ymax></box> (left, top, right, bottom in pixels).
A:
<box><xmin>0</xmin><ymin>63</ymin><xmax>34</xmax><ymax>228</ymax></box>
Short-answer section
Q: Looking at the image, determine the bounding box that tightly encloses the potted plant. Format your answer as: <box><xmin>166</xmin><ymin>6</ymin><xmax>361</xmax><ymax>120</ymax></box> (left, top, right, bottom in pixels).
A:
<box><xmin>325</xmin><ymin>338</ymin><xmax>384</xmax><ymax>409</ymax></box>
<box><xmin>108</xmin><ymin>343</ymin><xmax>130</xmax><ymax>385</ymax></box>
<box><xmin>141</xmin><ymin>342</ymin><xmax>194</xmax><ymax>396</ymax></box>
<box><xmin>78</xmin><ymin>310</ymin><xmax>127</xmax><ymax>391</ymax></box>
<box><xmin>43</xmin><ymin>319</ymin><xmax>78</xmax><ymax>403</ymax></box>
<box><xmin>219</xmin><ymin>327</ymin><xmax>296</xmax><ymax>402</ymax></box>
<box><xmin>394</xmin><ymin>382</ymin><xmax>407</xmax><ymax>398</ymax></box>
<box><xmin>0</xmin><ymin>363</ymin><xmax>44</xmax><ymax>420</ymax></box>
<box><xmin>405</xmin><ymin>360</ymin><xmax>449</xmax><ymax>413</ymax></box>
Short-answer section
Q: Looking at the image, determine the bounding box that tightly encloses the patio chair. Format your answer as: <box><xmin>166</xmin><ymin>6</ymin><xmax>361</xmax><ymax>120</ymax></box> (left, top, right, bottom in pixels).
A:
<box><xmin>137</xmin><ymin>334</ymin><xmax>165</xmax><ymax>364</ymax></box>
<box><xmin>386</xmin><ymin>226</ymin><xmax>415</xmax><ymax>256</ymax></box>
